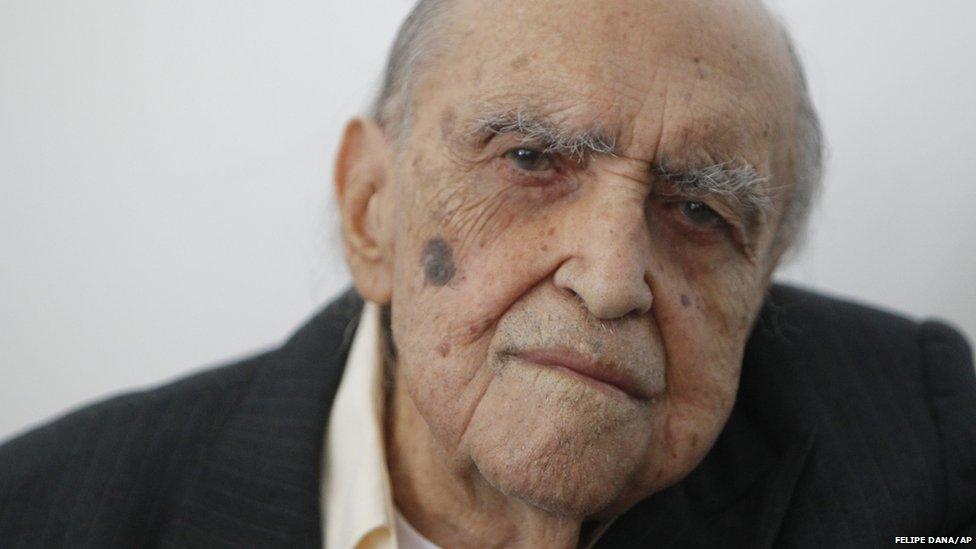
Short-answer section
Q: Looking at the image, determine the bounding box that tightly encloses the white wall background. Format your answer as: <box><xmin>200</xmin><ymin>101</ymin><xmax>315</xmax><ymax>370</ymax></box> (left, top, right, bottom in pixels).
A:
<box><xmin>2</xmin><ymin>1</ymin><xmax>974</xmax><ymax>443</ymax></box>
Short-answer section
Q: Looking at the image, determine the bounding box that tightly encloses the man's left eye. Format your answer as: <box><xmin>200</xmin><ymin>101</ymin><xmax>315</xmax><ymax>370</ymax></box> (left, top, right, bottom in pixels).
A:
<box><xmin>505</xmin><ymin>148</ymin><xmax>554</xmax><ymax>172</ymax></box>
<box><xmin>679</xmin><ymin>201</ymin><xmax>726</xmax><ymax>229</ymax></box>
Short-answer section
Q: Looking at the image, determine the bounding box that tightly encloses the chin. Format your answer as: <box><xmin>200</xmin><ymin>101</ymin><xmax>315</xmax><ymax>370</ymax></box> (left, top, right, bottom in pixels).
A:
<box><xmin>470</xmin><ymin>421</ymin><xmax>651</xmax><ymax>517</ymax></box>
<box><xmin>482</xmin><ymin>452</ymin><xmax>631</xmax><ymax>517</ymax></box>
<box><xmin>463</xmin><ymin>365</ymin><xmax>654</xmax><ymax>517</ymax></box>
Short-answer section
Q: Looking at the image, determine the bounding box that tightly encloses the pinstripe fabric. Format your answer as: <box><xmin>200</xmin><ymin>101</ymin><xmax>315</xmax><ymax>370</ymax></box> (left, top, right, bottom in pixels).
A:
<box><xmin>1</xmin><ymin>285</ymin><xmax>973</xmax><ymax>547</ymax></box>
<box><xmin>0</xmin><ymin>289</ymin><xmax>360</xmax><ymax>548</ymax></box>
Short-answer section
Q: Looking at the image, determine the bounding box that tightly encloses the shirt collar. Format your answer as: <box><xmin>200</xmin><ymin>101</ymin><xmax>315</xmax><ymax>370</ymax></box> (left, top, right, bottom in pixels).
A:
<box><xmin>321</xmin><ymin>301</ymin><xmax>398</xmax><ymax>549</ymax></box>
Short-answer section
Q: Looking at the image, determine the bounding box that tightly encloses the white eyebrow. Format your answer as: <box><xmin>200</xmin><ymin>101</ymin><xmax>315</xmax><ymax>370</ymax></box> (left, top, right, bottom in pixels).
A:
<box><xmin>467</xmin><ymin>103</ymin><xmax>771</xmax><ymax>217</ymax></box>
<box><xmin>468</xmin><ymin>105</ymin><xmax>617</xmax><ymax>159</ymax></box>
<box><xmin>655</xmin><ymin>160</ymin><xmax>772</xmax><ymax>216</ymax></box>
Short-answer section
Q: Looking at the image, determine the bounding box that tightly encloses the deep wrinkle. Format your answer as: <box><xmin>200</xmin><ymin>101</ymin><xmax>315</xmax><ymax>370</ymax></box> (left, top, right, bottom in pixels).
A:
<box><xmin>422</xmin><ymin>237</ymin><xmax>457</xmax><ymax>286</ymax></box>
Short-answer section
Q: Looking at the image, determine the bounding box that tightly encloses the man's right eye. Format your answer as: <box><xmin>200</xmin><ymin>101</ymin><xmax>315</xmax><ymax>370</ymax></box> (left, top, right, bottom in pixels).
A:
<box><xmin>504</xmin><ymin>148</ymin><xmax>555</xmax><ymax>172</ymax></box>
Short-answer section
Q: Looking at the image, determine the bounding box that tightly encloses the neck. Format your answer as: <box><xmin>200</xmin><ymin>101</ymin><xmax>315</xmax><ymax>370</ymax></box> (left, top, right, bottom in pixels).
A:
<box><xmin>384</xmin><ymin>368</ymin><xmax>584</xmax><ymax>548</ymax></box>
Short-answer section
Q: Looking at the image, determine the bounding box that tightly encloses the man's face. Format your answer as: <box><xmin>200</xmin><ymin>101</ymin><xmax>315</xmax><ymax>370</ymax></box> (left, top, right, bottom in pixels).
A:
<box><xmin>384</xmin><ymin>0</ymin><xmax>797</xmax><ymax>518</ymax></box>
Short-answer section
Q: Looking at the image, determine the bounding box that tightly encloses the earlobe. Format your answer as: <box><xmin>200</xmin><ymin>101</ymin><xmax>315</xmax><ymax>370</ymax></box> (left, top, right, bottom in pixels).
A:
<box><xmin>334</xmin><ymin>117</ymin><xmax>394</xmax><ymax>305</ymax></box>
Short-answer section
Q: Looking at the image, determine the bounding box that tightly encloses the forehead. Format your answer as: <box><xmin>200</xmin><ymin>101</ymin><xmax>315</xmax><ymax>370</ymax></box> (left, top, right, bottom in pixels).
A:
<box><xmin>414</xmin><ymin>0</ymin><xmax>796</xmax><ymax>169</ymax></box>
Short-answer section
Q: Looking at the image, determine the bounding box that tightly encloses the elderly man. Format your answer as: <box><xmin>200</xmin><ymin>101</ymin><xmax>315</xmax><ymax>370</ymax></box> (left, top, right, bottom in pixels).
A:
<box><xmin>2</xmin><ymin>0</ymin><xmax>974</xmax><ymax>546</ymax></box>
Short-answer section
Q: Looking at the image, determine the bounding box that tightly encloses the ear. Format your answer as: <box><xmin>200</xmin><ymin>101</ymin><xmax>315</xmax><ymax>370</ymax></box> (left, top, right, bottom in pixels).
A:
<box><xmin>334</xmin><ymin>117</ymin><xmax>394</xmax><ymax>305</ymax></box>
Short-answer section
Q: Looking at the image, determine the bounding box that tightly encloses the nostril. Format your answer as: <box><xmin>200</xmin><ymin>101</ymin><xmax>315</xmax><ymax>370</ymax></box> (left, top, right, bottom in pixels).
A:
<box><xmin>556</xmin><ymin>281</ymin><xmax>587</xmax><ymax>308</ymax></box>
<box><xmin>624</xmin><ymin>305</ymin><xmax>649</xmax><ymax>320</ymax></box>
<box><xmin>562</xmin><ymin>285</ymin><xmax>582</xmax><ymax>302</ymax></box>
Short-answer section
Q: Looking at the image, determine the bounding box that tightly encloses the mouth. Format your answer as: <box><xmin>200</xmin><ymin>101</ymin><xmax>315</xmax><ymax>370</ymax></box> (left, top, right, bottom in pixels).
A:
<box><xmin>512</xmin><ymin>347</ymin><xmax>647</xmax><ymax>401</ymax></box>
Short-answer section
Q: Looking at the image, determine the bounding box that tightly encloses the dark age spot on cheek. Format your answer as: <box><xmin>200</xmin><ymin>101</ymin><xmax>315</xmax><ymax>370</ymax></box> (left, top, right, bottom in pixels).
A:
<box><xmin>422</xmin><ymin>237</ymin><xmax>456</xmax><ymax>286</ymax></box>
<box><xmin>680</xmin><ymin>294</ymin><xmax>691</xmax><ymax>307</ymax></box>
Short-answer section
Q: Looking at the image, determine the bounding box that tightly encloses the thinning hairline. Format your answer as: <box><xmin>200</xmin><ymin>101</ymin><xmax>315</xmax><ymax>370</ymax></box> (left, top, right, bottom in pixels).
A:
<box><xmin>466</xmin><ymin>103</ymin><xmax>773</xmax><ymax>215</ymax></box>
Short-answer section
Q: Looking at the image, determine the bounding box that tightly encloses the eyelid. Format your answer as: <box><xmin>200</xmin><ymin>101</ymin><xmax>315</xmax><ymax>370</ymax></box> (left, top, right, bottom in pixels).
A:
<box><xmin>497</xmin><ymin>138</ymin><xmax>567</xmax><ymax>172</ymax></box>
<box><xmin>653</xmin><ymin>193</ymin><xmax>751</xmax><ymax>246</ymax></box>
<box><xmin>692</xmin><ymin>199</ymin><xmax>749</xmax><ymax>241</ymax></box>
<box><xmin>654</xmin><ymin>186</ymin><xmax>739</xmax><ymax>224</ymax></box>
<box><xmin>505</xmin><ymin>147</ymin><xmax>556</xmax><ymax>172</ymax></box>
<box><xmin>690</xmin><ymin>199</ymin><xmax>753</xmax><ymax>250</ymax></box>
<box><xmin>493</xmin><ymin>143</ymin><xmax>579</xmax><ymax>191</ymax></box>
<box><xmin>485</xmin><ymin>128</ymin><xmax>573</xmax><ymax>157</ymax></box>
<box><xmin>666</xmin><ymin>199</ymin><xmax>727</xmax><ymax>230</ymax></box>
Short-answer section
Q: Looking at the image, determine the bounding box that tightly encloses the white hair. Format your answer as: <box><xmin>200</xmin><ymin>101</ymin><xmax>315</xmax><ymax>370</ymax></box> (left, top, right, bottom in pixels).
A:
<box><xmin>370</xmin><ymin>0</ymin><xmax>454</xmax><ymax>141</ymax></box>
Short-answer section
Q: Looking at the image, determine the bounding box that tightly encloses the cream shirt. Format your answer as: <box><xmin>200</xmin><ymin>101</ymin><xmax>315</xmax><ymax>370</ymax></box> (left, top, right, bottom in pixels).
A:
<box><xmin>321</xmin><ymin>301</ymin><xmax>438</xmax><ymax>549</ymax></box>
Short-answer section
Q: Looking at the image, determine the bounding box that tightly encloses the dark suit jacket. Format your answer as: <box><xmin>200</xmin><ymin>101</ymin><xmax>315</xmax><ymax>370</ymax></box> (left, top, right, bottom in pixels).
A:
<box><xmin>1</xmin><ymin>285</ymin><xmax>974</xmax><ymax>547</ymax></box>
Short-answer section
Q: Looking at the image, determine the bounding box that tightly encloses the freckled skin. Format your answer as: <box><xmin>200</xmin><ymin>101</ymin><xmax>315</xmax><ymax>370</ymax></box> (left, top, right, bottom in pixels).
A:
<box><xmin>364</xmin><ymin>0</ymin><xmax>801</xmax><ymax>546</ymax></box>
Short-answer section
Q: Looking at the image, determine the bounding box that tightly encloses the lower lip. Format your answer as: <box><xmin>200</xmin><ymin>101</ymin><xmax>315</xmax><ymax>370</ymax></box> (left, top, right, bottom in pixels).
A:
<box><xmin>516</xmin><ymin>356</ymin><xmax>631</xmax><ymax>399</ymax></box>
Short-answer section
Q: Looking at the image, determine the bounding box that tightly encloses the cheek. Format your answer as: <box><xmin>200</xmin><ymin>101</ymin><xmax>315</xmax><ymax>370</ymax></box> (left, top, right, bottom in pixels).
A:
<box><xmin>646</xmin><ymin>213</ymin><xmax>764</xmax><ymax>368</ymax></box>
<box><xmin>390</xmin><ymin>298</ymin><xmax>498</xmax><ymax>450</ymax></box>
<box><xmin>388</xmin><ymin>166</ymin><xmax>570</xmax><ymax>448</ymax></box>
<box><xmin>651</xmin><ymin>249</ymin><xmax>761</xmax><ymax>412</ymax></box>
<box><xmin>394</xmin><ymin>165</ymin><xmax>571</xmax><ymax>345</ymax></box>
<box><xmin>616</xmin><ymin>233</ymin><xmax>766</xmax><ymax>499</ymax></box>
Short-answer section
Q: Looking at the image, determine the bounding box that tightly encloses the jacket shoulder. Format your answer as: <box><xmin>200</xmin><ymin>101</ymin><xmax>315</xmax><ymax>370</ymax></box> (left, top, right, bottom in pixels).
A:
<box><xmin>0</xmin><ymin>350</ymin><xmax>269</xmax><ymax>546</ymax></box>
<box><xmin>759</xmin><ymin>284</ymin><xmax>976</xmax><ymax>539</ymax></box>
<box><xmin>765</xmin><ymin>283</ymin><xmax>923</xmax><ymax>337</ymax></box>
<box><xmin>761</xmin><ymin>283</ymin><xmax>972</xmax><ymax>385</ymax></box>
<box><xmin>0</xmin><ymin>288</ymin><xmax>363</xmax><ymax>547</ymax></box>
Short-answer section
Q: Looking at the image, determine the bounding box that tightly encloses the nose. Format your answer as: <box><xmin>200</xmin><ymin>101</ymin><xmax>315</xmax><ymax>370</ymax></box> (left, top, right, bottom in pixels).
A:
<box><xmin>553</xmin><ymin>196</ymin><xmax>653</xmax><ymax>320</ymax></box>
